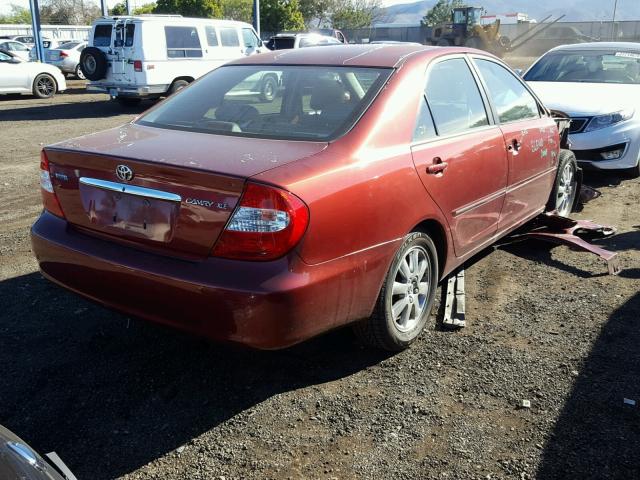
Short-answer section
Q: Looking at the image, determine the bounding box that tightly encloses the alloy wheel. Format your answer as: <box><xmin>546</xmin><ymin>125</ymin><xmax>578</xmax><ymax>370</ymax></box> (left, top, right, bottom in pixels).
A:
<box><xmin>36</xmin><ymin>76</ymin><xmax>55</xmax><ymax>97</ymax></box>
<box><xmin>555</xmin><ymin>161</ymin><xmax>576</xmax><ymax>216</ymax></box>
<box><xmin>390</xmin><ymin>246</ymin><xmax>431</xmax><ymax>332</ymax></box>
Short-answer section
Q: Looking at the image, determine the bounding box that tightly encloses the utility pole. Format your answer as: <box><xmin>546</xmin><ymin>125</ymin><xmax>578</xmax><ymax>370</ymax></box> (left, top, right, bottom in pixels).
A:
<box><xmin>253</xmin><ymin>0</ymin><xmax>260</xmax><ymax>36</ymax></box>
<box><xmin>101</xmin><ymin>0</ymin><xmax>108</xmax><ymax>16</ymax></box>
<box><xmin>127</xmin><ymin>0</ymin><xmax>133</xmax><ymax>15</ymax></box>
<box><xmin>28</xmin><ymin>0</ymin><xmax>43</xmax><ymax>62</ymax></box>
<box><xmin>612</xmin><ymin>0</ymin><xmax>619</xmax><ymax>40</ymax></box>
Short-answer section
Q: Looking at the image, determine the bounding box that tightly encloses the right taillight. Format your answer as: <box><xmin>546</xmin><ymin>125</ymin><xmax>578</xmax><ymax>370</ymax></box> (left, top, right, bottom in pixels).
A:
<box><xmin>211</xmin><ymin>182</ymin><xmax>309</xmax><ymax>261</ymax></box>
<box><xmin>40</xmin><ymin>150</ymin><xmax>65</xmax><ymax>218</ymax></box>
<box><xmin>59</xmin><ymin>51</ymin><xmax>68</xmax><ymax>58</ymax></box>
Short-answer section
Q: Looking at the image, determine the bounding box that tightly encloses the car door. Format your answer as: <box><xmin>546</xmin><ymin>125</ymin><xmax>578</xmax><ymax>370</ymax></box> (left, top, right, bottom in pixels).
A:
<box><xmin>0</xmin><ymin>51</ymin><xmax>27</xmax><ymax>91</ymax></box>
<box><xmin>411</xmin><ymin>55</ymin><xmax>509</xmax><ymax>257</ymax></box>
<box><xmin>471</xmin><ymin>56</ymin><xmax>558</xmax><ymax>232</ymax></box>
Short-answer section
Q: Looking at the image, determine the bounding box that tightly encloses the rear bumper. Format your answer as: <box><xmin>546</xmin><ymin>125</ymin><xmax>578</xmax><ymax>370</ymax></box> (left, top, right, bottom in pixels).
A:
<box><xmin>87</xmin><ymin>83</ymin><xmax>169</xmax><ymax>98</ymax></box>
<box><xmin>31</xmin><ymin>212</ymin><xmax>396</xmax><ymax>349</ymax></box>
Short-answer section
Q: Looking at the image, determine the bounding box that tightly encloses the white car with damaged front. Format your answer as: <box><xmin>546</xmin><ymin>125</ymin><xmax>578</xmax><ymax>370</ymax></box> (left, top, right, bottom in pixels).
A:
<box><xmin>524</xmin><ymin>42</ymin><xmax>640</xmax><ymax>177</ymax></box>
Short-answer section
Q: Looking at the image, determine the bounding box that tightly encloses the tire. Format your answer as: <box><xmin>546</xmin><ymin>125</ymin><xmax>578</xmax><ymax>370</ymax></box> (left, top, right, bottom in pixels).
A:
<box><xmin>353</xmin><ymin>232</ymin><xmax>439</xmax><ymax>351</ymax></box>
<box><xmin>117</xmin><ymin>97</ymin><xmax>142</xmax><ymax>108</ymax></box>
<box><xmin>546</xmin><ymin>149</ymin><xmax>578</xmax><ymax>217</ymax></box>
<box><xmin>464</xmin><ymin>36</ymin><xmax>482</xmax><ymax>49</ymax></box>
<box><xmin>625</xmin><ymin>160</ymin><xmax>640</xmax><ymax>179</ymax></box>
<box><xmin>437</xmin><ymin>38</ymin><xmax>451</xmax><ymax>47</ymax></box>
<box><xmin>79</xmin><ymin>47</ymin><xmax>108</xmax><ymax>81</ymax></box>
<box><xmin>259</xmin><ymin>75</ymin><xmax>278</xmax><ymax>102</ymax></box>
<box><xmin>75</xmin><ymin>64</ymin><xmax>85</xmax><ymax>80</ymax></box>
<box><xmin>32</xmin><ymin>73</ymin><xmax>57</xmax><ymax>98</ymax></box>
<box><xmin>168</xmin><ymin>79</ymin><xmax>189</xmax><ymax>95</ymax></box>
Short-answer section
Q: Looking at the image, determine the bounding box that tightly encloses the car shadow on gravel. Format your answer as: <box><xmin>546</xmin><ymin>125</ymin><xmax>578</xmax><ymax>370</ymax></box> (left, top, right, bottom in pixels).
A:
<box><xmin>0</xmin><ymin>99</ymin><xmax>148</xmax><ymax>121</ymax></box>
<box><xmin>0</xmin><ymin>272</ymin><xmax>390</xmax><ymax>480</ymax></box>
<box><xmin>536</xmin><ymin>292</ymin><xmax>640</xmax><ymax>479</ymax></box>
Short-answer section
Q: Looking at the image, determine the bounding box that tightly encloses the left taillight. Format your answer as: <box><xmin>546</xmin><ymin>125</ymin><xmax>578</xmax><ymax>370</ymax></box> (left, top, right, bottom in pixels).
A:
<box><xmin>40</xmin><ymin>150</ymin><xmax>65</xmax><ymax>218</ymax></box>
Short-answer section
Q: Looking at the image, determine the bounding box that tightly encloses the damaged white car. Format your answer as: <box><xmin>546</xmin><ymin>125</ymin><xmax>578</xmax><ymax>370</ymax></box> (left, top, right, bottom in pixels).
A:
<box><xmin>524</xmin><ymin>42</ymin><xmax>640</xmax><ymax>177</ymax></box>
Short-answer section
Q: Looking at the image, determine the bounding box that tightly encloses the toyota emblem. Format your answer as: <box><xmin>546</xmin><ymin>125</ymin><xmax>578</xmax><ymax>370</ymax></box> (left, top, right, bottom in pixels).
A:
<box><xmin>116</xmin><ymin>164</ymin><xmax>134</xmax><ymax>182</ymax></box>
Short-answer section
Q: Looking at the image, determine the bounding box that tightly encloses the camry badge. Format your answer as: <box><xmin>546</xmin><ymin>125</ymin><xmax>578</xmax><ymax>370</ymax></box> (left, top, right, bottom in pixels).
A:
<box><xmin>116</xmin><ymin>164</ymin><xmax>134</xmax><ymax>182</ymax></box>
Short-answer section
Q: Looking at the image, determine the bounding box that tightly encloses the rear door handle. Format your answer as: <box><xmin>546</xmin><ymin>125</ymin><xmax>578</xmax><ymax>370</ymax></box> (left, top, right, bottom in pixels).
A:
<box><xmin>426</xmin><ymin>157</ymin><xmax>448</xmax><ymax>175</ymax></box>
<box><xmin>507</xmin><ymin>139</ymin><xmax>522</xmax><ymax>152</ymax></box>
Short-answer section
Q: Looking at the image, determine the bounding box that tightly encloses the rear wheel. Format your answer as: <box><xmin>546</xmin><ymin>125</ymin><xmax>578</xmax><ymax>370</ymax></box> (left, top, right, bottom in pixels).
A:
<box><xmin>33</xmin><ymin>73</ymin><xmax>57</xmax><ymax>98</ymax></box>
<box><xmin>168</xmin><ymin>79</ymin><xmax>189</xmax><ymax>95</ymax></box>
<box><xmin>547</xmin><ymin>149</ymin><xmax>578</xmax><ymax>217</ymax></box>
<box><xmin>353</xmin><ymin>232</ymin><xmax>438</xmax><ymax>351</ymax></box>
<box><xmin>75</xmin><ymin>64</ymin><xmax>85</xmax><ymax>80</ymax></box>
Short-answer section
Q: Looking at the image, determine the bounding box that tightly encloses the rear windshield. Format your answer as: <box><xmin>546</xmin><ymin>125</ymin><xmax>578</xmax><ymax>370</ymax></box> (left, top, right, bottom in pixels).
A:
<box><xmin>272</xmin><ymin>37</ymin><xmax>295</xmax><ymax>49</ymax></box>
<box><xmin>93</xmin><ymin>24</ymin><xmax>112</xmax><ymax>47</ymax></box>
<box><xmin>137</xmin><ymin>65</ymin><xmax>392</xmax><ymax>141</ymax></box>
<box><xmin>525</xmin><ymin>49</ymin><xmax>640</xmax><ymax>84</ymax></box>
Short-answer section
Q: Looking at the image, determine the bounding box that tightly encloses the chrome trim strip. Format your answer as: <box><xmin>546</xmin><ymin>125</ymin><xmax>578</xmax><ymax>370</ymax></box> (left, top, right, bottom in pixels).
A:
<box><xmin>453</xmin><ymin>188</ymin><xmax>506</xmax><ymax>217</ymax></box>
<box><xmin>506</xmin><ymin>167</ymin><xmax>556</xmax><ymax>195</ymax></box>
<box><xmin>79</xmin><ymin>177</ymin><xmax>182</xmax><ymax>202</ymax></box>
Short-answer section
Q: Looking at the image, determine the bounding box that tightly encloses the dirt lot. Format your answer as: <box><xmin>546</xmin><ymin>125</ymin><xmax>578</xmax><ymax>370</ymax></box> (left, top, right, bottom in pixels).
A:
<box><xmin>0</xmin><ymin>79</ymin><xmax>639</xmax><ymax>480</ymax></box>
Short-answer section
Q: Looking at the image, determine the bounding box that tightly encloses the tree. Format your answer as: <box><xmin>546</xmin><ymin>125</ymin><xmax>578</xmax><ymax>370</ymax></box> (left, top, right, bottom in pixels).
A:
<box><xmin>221</xmin><ymin>0</ymin><xmax>253</xmax><ymax>23</ymax></box>
<box><xmin>421</xmin><ymin>0</ymin><xmax>463</xmax><ymax>27</ymax></box>
<box><xmin>154</xmin><ymin>0</ymin><xmax>223</xmax><ymax>18</ymax></box>
<box><xmin>110</xmin><ymin>2</ymin><xmax>157</xmax><ymax>15</ymax></box>
<box><xmin>298</xmin><ymin>0</ymin><xmax>335</xmax><ymax>27</ymax></box>
<box><xmin>0</xmin><ymin>4</ymin><xmax>32</xmax><ymax>24</ymax></box>
<box><xmin>330</xmin><ymin>0</ymin><xmax>380</xmax><ymax>29</ymax></box>
<box><xmin>260</xmin><ymin>0</ymin><xmax>304</xmax><ymax>33</ymax></box>
<box><xmin>39</xmin><ymin>0</ymin><xmax>102</xmax><ymax>25</ymax></box>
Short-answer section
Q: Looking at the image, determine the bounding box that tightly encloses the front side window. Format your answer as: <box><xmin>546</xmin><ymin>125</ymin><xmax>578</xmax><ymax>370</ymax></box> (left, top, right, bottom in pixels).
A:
<box><xmin>242</xmin><ymin>28</ymin><xmax>260</xmax><ymax>48</ymax></box>
<box><xmin>165</xmin><ymin>26</ymin><xmax>202</xmax><ymax>58</ymax></box>
<box><xmin>137</xmin><ymin>65</ymin><xmax>392</xmax><ymax>141</ymax></box>
<box><xmin>205</xmin><ymin>26</ymin><xmax>218</xmax><ymax>46</ymax></box>
<box><xmin>425</xmin><ymin>58</ymin><xmax>489</xmax><ymax>136</ymax></box>
<box><xmin>93</xmin><ymin>24</ymin><xmax>112</xmax><ymax>47</ymax></box>
<box><xmin>475</xmin><ymin>59</ymin><xmax>539</xmax><ymax>123</ymax></box>
<box><xmin>219</xmin><ymin>28</ymin><xmax>240</xmax><ymax>47</ymax></box>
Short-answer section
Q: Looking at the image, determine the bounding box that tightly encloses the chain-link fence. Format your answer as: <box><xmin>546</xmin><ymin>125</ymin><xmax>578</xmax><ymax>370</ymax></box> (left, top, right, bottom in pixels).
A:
<box><xmin>340</xmin><ymin>21</ymin><xmax>640</xmax><ymax>56</ymax></box>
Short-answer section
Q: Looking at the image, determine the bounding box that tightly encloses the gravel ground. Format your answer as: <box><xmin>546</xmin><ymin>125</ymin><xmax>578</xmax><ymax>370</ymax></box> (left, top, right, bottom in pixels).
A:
<box><xmin>0</xmin><ymin>79</ymin><xmax>638</xmax><ymax>480</ymax></box>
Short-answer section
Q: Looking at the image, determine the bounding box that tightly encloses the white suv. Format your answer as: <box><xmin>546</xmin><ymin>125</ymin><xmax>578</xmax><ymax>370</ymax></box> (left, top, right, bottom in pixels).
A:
<box><xmin>80</xmin><ymin>15</ymin><xmax>264</xmax><ymax>106</ymax></box>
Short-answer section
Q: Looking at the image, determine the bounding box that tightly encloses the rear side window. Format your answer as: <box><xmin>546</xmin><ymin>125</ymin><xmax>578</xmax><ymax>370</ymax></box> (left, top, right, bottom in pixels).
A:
<box><xmin>165</xmin><ymin>26</ymin><xmax>202</xmax><ymax>58</ymax></box>
<box><xmin>220</xmin><ymin>28</ymin><xmax>239</xmax><ymax>47</ymax></box>
<box><xmin>205</xmin><ymin>26</ymin><xmax>218</xmax><ymax>46</ymax></box>
<box><xmin>475</xmin><ymin>59</ymin><xmax>539</xmax><ymax>123</ymax></box>
<box><xmin>425</xmin><ymin>58</ymin><xmax>489</xmax><ymax>136</ymax></box>
<box><xmin>93</xmin><ymin>24</ymin><xmax>112</xmax><ymax>47</ymax></box>
<box><xmin>115</xmin><ymin>24</ymin><xmax>135</xmax><ymax>47</ymax></box>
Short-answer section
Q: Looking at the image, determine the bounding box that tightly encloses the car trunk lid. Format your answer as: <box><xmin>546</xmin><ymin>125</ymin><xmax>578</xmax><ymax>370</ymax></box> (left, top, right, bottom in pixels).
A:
<box><xmin>45</xmin><ymin>124</ymin><xmax>327</xmax><ymax>259</ymax></box>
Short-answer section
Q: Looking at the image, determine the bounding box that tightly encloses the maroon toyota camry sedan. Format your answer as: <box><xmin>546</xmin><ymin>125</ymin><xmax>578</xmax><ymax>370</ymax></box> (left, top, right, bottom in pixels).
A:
<box><xmin>31</xmin><ymin>45</ymin><xmax>577</xmax><ymax>350</ymax></box>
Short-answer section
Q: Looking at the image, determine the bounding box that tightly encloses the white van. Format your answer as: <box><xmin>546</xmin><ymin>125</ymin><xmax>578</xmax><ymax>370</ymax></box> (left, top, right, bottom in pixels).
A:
<box><xmin>80</xmin><ymin>15</ymin><xmax>264</xmax><ymax>105</ymax></box>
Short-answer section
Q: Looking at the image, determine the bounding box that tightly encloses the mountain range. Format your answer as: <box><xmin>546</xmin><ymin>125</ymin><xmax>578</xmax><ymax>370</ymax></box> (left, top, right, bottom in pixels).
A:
<box><xmin>377</xmin><ymin>0</ymin><xmax>640</xmax><ymax>25</ymax></box>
